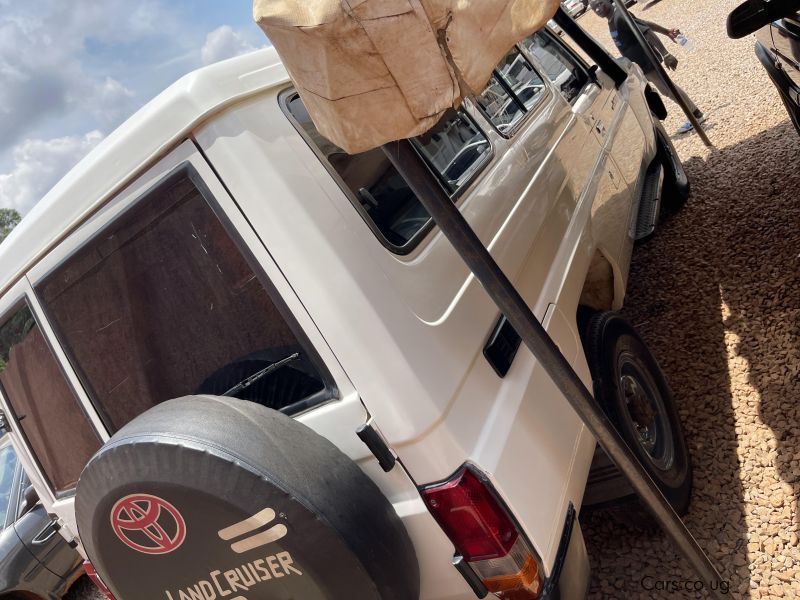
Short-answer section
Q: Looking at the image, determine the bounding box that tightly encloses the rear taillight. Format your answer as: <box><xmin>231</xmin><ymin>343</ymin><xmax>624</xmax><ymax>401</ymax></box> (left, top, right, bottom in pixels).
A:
<box><xmin>421</xmin><ymin>467</ymin><xmax>544</xmax><ymax>600</ymax></box>
<box><xmin>83</xmin><ymin>561</ymin><xmax>116</xmax><ymax>600</ymax></box>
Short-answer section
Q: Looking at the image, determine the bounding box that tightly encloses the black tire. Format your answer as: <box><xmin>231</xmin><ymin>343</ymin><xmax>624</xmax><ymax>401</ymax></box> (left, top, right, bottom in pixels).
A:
<box><xmin>656</xmin><ymin>126</ymin><xmax>690</xmax><ymax>211</ymax></box>
<box><xmin>583</xmin><ymin>312</ymin><xmax>692</xmax><ymax>520</ymax></box>
<box><xmin>76</xmin><ymin>396</ymin><xmax>419</xmax><ymax>600</ymax></box>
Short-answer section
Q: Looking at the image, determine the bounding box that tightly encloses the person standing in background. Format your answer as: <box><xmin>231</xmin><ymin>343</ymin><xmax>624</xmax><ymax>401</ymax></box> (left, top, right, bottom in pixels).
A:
<box><xmin>589</xmin><ymin>0</ymin><xmax>706</xmax><ymax>134</ymax></box>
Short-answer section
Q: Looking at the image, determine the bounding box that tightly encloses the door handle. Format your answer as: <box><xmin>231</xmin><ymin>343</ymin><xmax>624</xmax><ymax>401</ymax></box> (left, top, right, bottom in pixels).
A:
<box><xmin>595</xmin><ymin>120</ymin><xmax>606</xmax><ymax>136</ymax></box>
<box><xmin>32</xmin><ymin>520</ymin><xmax>60</xmax><ymax>545</ymax></box>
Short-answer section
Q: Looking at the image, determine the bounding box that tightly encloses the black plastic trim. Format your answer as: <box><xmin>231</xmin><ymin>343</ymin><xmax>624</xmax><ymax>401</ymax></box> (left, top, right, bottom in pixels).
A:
<box><xmin>541</xmin><ymin>502</ymin><xmax>577</xmax><ymax>599</ymax></box>
<box><xmin>483</xmin><ymin>315</ymin><xmax>522</xmax><ymax>378</ymax></box>
<box><xmin>356</xmin><ymin>422</ymin><xmax>397</xmax><ymax>473</ymax></box>
<box><xmin>645</xmin><ymin>84</ymin><xmax>668</xmax><ymax>120</ymax></box>
<box><xmin>452</xmin><ymin>555</ymin><xmax>489</xmax><ymax>598</ymax></box>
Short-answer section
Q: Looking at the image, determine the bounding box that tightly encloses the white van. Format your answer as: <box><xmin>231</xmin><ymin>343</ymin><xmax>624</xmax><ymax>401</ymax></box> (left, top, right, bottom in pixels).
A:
<box><xmin>0</xmin><ymin>27</ymin><xmax>690</xmax><ymax>600</ymax></box>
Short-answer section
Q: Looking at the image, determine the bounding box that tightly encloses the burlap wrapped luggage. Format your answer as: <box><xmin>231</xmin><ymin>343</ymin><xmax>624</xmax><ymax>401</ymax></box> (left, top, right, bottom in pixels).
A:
<box><xmin>254</xmin><ymin>0</ymin><xmax>559</xmax><ymax>153</ymax></box>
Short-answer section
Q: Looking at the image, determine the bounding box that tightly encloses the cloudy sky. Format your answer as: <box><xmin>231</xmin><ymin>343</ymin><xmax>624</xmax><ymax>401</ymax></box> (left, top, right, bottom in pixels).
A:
<box><xmin>0</xmin><ymin>0</ymin><xmax>267</xmax><ymax>215</ymax></box>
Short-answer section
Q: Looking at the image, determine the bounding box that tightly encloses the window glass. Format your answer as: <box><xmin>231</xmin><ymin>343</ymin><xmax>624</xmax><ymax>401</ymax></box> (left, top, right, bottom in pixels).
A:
<box><xmin>412</xmin><ymin>109</ymin><xmax>491</xmax><ymax>195</ymax></box>
<box><xmin>476</xmin><ymin>75</ymin><xmax>527</xmax><ymax>134</ymax></box>
<box><xmin>0</xmin><ymin>445</ymin><xmax>17</xmax><ymax>527</ymax></box>
<box><xmin>521</xmin><ymin>31</ymin><xmax>589</xmax><ymax>103</ymax></box>
<box><xmin>495</xmin><ymin>48</ymin><xmax>546</xmax><ymax>109</ymax></box>
<box><xmin>0</xmin><ymin>306</ymin><xmax>101</xmax><ymax>492</ymax></box>
<box><xmin>286</xmin><ymin>95</ymin><xmax>430</xmax><ymax>249</ymax></box>
<box><xmin>36</xmin><ymin>170</ymin><xmax>328</xmax><ymax>434</ymax></box>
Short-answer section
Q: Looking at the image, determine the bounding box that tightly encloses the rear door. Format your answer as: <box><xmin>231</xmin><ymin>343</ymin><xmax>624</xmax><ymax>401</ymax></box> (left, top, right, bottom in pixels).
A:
<box><xmin>16</xmin><ymin>141</ymin><xmax>466</xmax><ymax>596</ymax></box>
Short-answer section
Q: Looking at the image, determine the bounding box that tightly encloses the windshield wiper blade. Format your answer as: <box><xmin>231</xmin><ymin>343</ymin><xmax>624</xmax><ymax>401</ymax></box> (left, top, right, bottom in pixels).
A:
<box><xmin>223</xmin><ymin>352</ymin><xmax>300</xmax><ymax>397</ymax></box>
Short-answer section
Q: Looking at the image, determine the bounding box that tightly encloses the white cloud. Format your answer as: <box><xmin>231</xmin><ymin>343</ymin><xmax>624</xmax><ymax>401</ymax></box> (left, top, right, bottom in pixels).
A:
<box><xmin>0</xmin><ymin>0</ymin><xmax>181</xmax><ymax>155</ymax></box>
<box><xmin>0</xmin><ymin>131</ymin><xmax>104</xmax><ymax>214</ymax></box>
<box><xmin>201</xmin><ymin>25</ymin><xmax>259</xmax><ymax>65</ymax></box>
<box><xmin>86</xmin><ymin>77</ymin><xmax>136</xmax><ymax>127</ymax></box>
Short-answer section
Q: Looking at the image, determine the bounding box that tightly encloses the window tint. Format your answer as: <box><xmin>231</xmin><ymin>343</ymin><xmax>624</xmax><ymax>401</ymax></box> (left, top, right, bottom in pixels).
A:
<box><xmin>521</xmin><ymin>31</ymin><xmax>589</xmax><ymax>103</ymax></box>
<box><xmin>0</xmin><ymin>446</ymin><xmax>16</xmax><ymax>527</ymax></box>
<box><xmin>36</xmin><ymin>169</ymin><xmax>328</xmax><ymax>434</ymax></box>
<box><xmin>0</xmin><ymin>305</ymin><xmax>101</xmax><ymax>493</ymax></box>
<box><xmin>495</xmin><ymin>48</ymin><xmax>546</xmax><ymax>109</ymax></box>
<box><xmin>286</xmin><ymin>95</ymin><xmax>430</xmax><ymax>249</ymax></box>
<box><xmin>476</xmin><ymin>74</ymin><xmax>527</xmax><ymax>134</ymax></box>
<box><xmin>411</xmin><ymin>109</ymin><xmax>491</xmax><ymax>195</ymax></box>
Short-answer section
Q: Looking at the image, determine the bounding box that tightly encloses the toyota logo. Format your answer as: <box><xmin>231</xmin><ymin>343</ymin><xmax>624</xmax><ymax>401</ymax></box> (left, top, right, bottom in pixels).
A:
<box><xmin>110</xmin><ymin>494</ymin><xmax>186</xmax><ymax>555</ymax></box>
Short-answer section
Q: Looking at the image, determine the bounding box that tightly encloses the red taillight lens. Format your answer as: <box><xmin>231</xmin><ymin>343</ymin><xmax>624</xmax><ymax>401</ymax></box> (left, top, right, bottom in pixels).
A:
<box><xmin>84</xmin><ymin>561</ymin><xmax>116</xmax><ymax>600</ymax></box>
<box><xmin>421</xmin><ymin>466</ymin><xmax>544</xmax><ymax>600</ymax></box>
<box><xmin>422</xmin><ymin>467</ymin><xmax>518</xmax><ymax>561</ymax></box>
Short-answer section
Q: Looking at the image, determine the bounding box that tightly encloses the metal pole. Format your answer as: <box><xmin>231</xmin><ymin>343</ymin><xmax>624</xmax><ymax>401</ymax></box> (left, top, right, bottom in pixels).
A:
<box><xmin>609</xmin><ymin>2</ymin><xmax>713</xmax><ymax>147</ymax></box>
<box><xmin>382</xmin><ymin>140</ymin><xmax>725</xmax><ymax>598</ymax></box>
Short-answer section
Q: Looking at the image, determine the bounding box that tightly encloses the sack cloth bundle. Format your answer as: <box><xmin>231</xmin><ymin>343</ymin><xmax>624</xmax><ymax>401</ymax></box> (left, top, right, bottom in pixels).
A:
<box><xmin>254</xmin><ymin>0</ymin><xmax>559</xmax><ymax>153</ymax></box>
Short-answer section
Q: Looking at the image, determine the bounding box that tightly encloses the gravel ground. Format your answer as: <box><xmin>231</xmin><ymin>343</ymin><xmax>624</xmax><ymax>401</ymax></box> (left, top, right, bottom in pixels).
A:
<box><xmin>576</xmin><ymin>1</ymin><xmax>800</xmax><ymax>598</ymax></box>
<box><xmin>64</xmin><ymin>576</ymin><xmax>104</xmax><ymax>600</ymax></box>
<box><xmin>63</xmin><ymin>3</ymin><xmax>799</xmax><ymax>599</ymax></box>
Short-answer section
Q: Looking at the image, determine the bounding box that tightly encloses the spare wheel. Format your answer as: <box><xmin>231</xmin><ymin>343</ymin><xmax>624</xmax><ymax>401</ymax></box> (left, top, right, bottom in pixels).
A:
<box><xmin>76</xmin><ymin>395</ymin><xmax>420</xmax><ymax>600</ymax></box>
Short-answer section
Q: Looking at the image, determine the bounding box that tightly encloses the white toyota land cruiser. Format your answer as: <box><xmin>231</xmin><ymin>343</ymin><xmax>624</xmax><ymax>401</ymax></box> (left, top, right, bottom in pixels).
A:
<box><xmin>0</xmin><ymin>26</ymin><xmax>690</xmax><ymax>600</ymax></box>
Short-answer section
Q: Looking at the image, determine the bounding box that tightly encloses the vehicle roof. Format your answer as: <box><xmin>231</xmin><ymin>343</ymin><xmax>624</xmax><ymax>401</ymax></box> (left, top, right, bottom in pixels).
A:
<box><xmin>0</xmin><ymin>46</ymin><xmax>289</xmax><ymax>298</ymax></box>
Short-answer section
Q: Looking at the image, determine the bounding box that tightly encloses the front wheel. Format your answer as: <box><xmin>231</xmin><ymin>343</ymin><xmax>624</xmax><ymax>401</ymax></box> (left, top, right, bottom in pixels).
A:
<box><xmin>583</xmin><ymin>312</ymin><xmax>693</xmax><ymax>519</ymax></box>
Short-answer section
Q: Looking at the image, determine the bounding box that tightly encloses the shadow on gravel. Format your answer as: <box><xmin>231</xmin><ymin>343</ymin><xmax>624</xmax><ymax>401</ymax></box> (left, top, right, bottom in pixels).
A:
<box><xmin>64</xmin><ymin>575</ymin><xmax>104</xmax><ymax>600</ymax></box>
<box><xmin>582</xmin><ymin>119</ymin><xmax>800</xmax><ymax>598</ymax></box>
<box><xmin>697</xmin><ymin>119</ymin><xmax>800</xmax><ymax>561</ymax></box>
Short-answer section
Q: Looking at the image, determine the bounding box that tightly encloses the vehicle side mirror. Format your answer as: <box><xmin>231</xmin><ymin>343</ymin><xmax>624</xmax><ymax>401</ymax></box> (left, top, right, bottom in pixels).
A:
<box><xmin>0</xmin><ymin>410</ymin><xmax>7</xmax><ymax>433</ymax></box>
<box><xmin>727</xmin><ymin>0</ymin><xmax>800</xmax><ymax>38</ymax></box>
<box><xmin>19</xmin><ymin>485</ymin><xmax>39</xmax><ymax>516</ymax></box>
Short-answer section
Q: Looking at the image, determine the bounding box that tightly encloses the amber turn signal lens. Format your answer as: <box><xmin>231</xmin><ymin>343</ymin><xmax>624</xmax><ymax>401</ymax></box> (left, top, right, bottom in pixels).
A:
<box><xmin>484</xmin><ymin>554</ymin><xmax>543</xmax><ymax>599</ymax></box>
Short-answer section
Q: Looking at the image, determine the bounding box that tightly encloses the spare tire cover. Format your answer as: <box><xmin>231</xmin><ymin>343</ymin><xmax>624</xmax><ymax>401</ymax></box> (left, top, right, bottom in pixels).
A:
<box><xmin>76</xmin><ymin>396</ymin><xmax>419</xmax><ymax>600</ymax></box>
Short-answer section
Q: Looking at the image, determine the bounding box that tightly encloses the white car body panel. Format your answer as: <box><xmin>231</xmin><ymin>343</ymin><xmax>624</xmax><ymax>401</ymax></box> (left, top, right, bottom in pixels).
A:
<box><xmin>0</xmin><ymin>35</ymin><xmax>659</xmax><ymax>598</ymax></box>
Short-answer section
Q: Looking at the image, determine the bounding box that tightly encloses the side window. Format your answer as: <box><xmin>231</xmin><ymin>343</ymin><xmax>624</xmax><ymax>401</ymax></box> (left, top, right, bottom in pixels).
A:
<box><xmin>477</xmin><ymin>47</ymin><xmax>548</xmax><ymax>134</ymax></box>
<box><xmin>494</xmin><ymin>47</ymin><xmax>546</xmax><ymax>110</ymax></box>
<box><xmin>35</xmin><ymin>168</ymin><xmax>331</xmax><ymax>435</ymax></box>
<box><xmin>286</xmin><ymin>94</ymin><xmax>430</xmax><ymax>250</ymax></box>
<box><xmin>476</xmin><ymin>74</ymin><xmax>527</xmax><ymax>134</ymax></box>
<box><xmin>411</xmin><ymin>109</ymin><xmax>491</xmax><ymax>195</ymax></box>
<box><xmin>0</xmin><ymin>446</ymin><xmax>17</xmax><ymax>527</ymax></box>
<box><xmin>0</xmin><ymin>305</ymin><xmax>101</xmax><ymax>493</ymax></box>
<box><xmin>285</xmin><ymin>95</ymin><xmax>491</xmax><ymax>250</ymax></box>
<box><xmin>520</xmin><ymin>31</ymin><xmax>589</xmax><ymax>103</ymax></box>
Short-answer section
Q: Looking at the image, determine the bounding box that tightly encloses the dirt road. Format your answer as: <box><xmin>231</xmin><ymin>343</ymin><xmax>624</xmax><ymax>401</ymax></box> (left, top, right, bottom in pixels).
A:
<box><xmin>577</xmin><ymin>1</ymin><xmax>800</xmax><ymax>598</ymax></box>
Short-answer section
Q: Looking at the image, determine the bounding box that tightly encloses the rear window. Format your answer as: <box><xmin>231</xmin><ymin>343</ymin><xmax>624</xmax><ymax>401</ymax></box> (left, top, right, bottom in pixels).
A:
<box><xmin>36</xmin><ymin>167</ymin><xmax>330</xmax><ymax>434</ymax></box>
<box><xmin>0</xmin><ymin>304</ymin><xmax>102</xmax><ymax>493</ymax></box>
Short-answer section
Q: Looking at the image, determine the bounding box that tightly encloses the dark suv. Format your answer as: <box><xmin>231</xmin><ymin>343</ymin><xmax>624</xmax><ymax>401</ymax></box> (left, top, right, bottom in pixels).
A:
<box><xmin>756</xmin><ymin>12</ymin><xmax>800</xmax><ymax>133</ymax></box>
<box><xmin>728</xmin><ymin>0</ymin><xmax>800</xmax><ymax>133</ymax></box>
<box><xmin>0</xmin><ymin>437</ymin><xmax>83</xmax><ymax>599</ymax></box>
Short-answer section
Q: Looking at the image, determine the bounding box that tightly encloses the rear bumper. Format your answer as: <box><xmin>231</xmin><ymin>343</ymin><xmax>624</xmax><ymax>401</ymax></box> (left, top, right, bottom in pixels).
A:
<box><xmin>543</xmin><ymin>504</ymin><xmax>590</xmax><ymax>600</ymax></box>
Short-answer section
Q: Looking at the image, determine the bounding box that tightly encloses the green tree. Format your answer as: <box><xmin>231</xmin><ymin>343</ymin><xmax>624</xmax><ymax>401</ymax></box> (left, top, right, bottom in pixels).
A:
<box><xmin>0</xmin><ymin>209</ymin><xmax>21</xmax><ymax>245</ymax></box>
